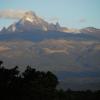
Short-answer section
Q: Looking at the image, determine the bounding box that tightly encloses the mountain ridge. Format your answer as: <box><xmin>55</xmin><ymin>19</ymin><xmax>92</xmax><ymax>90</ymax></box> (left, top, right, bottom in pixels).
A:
<box><xmin>1</xmin><ymin>11</ymin><xmax>100</xmax><ymax>34</ymax></box>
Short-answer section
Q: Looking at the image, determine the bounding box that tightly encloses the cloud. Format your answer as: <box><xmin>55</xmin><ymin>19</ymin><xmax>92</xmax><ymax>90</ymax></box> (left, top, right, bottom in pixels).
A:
<box><xmin>79</xmin><ymin>18</ymin><xmax>87</xmax><ymax>23</ymax></box>
<box><xmin>49</xmin><ymin>17</ymin><xmax>59</xmax><ymax>23</ymax></box>
<box><xmin>0</xmin><ymin>9</ymin><xmax>26</xmax><ymax>19</ymax></box>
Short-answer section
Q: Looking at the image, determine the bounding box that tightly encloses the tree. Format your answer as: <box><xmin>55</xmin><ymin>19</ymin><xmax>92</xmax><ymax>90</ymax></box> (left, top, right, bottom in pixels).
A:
<box><xmin>0</xmin><ymin>61</ymin><xmax>3</xmax><ymax>66</ymax></box>
<box><xmin>22</xmin><ymin>66</ymin><xmax>59</xmax><ymax>100</ymax></box>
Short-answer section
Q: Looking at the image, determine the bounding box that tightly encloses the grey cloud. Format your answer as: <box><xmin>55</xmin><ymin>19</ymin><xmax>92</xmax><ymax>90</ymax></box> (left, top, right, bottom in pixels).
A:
<box><xmin>79</xmin><ymin>18</ymin><xmax>87</xmax><ymax>23</ymax></box>
<box><xmin>0</xmin><ymin>9</ymin><xmax>26</xmax><ymax>19</ymax></box>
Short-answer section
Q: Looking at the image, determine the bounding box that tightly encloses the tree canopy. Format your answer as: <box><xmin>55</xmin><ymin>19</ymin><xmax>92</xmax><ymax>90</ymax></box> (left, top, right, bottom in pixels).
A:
<box><xmin>0</xmin><ymin>61</ymin><xmax>99</xmax><ymax>100</ymax></box>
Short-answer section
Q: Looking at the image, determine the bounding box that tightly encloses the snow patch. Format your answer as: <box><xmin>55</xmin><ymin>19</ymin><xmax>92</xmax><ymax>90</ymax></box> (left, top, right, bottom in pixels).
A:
<box><xmin>26</xmin><ymin>17</ymin><xmax>33</xmax><ymax>22</ymax></box>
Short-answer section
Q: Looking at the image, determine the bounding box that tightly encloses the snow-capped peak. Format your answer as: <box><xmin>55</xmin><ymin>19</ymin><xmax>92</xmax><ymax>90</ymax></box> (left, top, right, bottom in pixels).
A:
<box><xmin>24</xmin><ymin>11</ymin><xmax>36</xmax><ymax>17</ymax></box>
<box><xmin>24</xmin><ymin>11</ymin><xmax>37</xmax><ymax>20</ymax></box>
<box><xmin>6</xmin><ymin>10</ymin><xmax>72</xmax><ymax>33</ymax></box>
<box><xmin>19</xmin><ymin>11</ymin><xmax>43</xmax><ymax>25</ymax></box>
<box><xmin>25</xmin><ymin>17</ymin><xmax>33</xmax><ymax>22</ymax></box>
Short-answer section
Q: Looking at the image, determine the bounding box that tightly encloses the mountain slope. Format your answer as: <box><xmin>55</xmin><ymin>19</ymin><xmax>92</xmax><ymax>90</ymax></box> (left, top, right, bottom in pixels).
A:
<box><xmin>7</xmin><ymin>11</ymin><xmax>49</xmax><ymax>32</ymax></box>
<box><xmin>80</xmin><ymin>27</ymin><xmax>100</xmax><ymax>33</ymax></box>
<box><xmin>0</xmin><ymin>10</ymin><xmax>100</xmax><ymax>90</ymax></box>
<box><xmin>80</xmin><ymin>27</ymin><xmax>100</xmax><ymax>38</ymax></box>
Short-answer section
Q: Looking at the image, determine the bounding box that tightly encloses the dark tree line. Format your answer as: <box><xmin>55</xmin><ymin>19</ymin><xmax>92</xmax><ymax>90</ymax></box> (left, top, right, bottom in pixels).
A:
<box><xmin>0</xmin><ymin>61</ymin><xmax>100</xmax><ymax>100</ymax></box>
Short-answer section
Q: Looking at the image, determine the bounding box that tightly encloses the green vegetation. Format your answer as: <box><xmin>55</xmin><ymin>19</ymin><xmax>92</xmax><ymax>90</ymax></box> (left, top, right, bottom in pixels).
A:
<box><xmin>0</xmin><ymin>61</ymin><xmax>100</xmax><ymax>100</ymax></box>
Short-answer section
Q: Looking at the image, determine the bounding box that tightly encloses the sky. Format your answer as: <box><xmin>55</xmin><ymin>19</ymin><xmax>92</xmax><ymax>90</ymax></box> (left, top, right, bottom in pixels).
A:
<box><xmin>0</xmin><ymin>0</ymin><xmax>100</xmax><ymax>29</ymax></box>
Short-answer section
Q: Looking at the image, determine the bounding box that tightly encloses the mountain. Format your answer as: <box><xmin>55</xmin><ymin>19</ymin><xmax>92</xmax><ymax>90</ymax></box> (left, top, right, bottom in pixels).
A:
<box><xmin>0</xmin><ymin>11</ymin><xmax>100</xmax><ymax>42</ymax></box>
<box><xmin>0</xmin><ymin>27</ymin><xmax>7</xmax><ymax>33</ymax></box>
<box><xmin>80</xmin><ymin>27</ymin><xmax>100</xmax><ymax>38</ymax></box>
<box><xmin>5</xmin><ymin>11</ymin><xmax>68</xmax><ymax>33</ymax></box>
<box><xmin>0</xmin><ymin>11</ymin><xmax>100</xmax><ymax>90</ymax></box>
<box><xmin>7</xmin><ymin>11</ymin><xmax>49</xmax><ymax>32</ymax></box>
<box><xmin>1</xmin><ymin>11</ymin><xmax>100</xmax><ymax>35</ymax></box>
<box><xmin>1</xmin><ymin>11</ymin><xmax>81</xmax><ymax>33</ymax></box>
<box><xmin>80</xmin><ymin>27</ymin><xmax>100</xmax><ymax>33</ymax></box>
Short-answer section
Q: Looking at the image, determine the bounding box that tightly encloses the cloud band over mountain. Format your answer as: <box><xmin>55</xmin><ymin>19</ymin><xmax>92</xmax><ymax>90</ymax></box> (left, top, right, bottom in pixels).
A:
<box><xmin>0</xmin><ymin>9</ymin><xmax>26</xmax><ymax>19</ymax></box>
